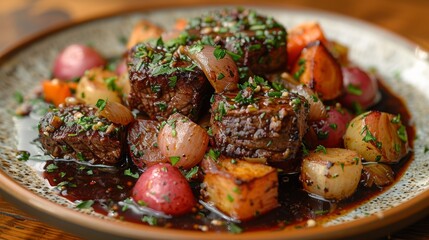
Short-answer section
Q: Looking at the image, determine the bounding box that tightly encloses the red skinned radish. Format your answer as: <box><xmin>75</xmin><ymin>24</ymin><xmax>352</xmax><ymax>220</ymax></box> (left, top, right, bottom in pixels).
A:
<box><xmin>53</xmin><ymin>44</ymin><xmax>106</xmax><ymax>80</ymax></box>
<box><xmin>132</xmin><ymin>163</ymin><xmax>195</xmax><ymax>215</ymax></box>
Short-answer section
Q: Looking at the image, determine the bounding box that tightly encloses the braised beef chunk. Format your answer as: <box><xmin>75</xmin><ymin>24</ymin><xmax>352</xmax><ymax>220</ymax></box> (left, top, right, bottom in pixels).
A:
<box><xmin>38</xmin><ymin>105</ymin><xmax>124</xmax><ymax>165</ymax></box>
<box><xmin>185</xmin><ymin>8</ymin><xmax>287</xmax><ymax>77</ymax></box>
<box><xmin>210</xmin><ymin>76</ymin><xmax>309</xmax><ymax>171</ymax></box>
<box><xmin>127</xmin><ymin>42</ymin><xmax>211</xmax><ymax>121</ymax></box>
<box><xmin>127</xmin><ymin>119</ymin><xmax>167</xmax><ymax>170</ymax></box>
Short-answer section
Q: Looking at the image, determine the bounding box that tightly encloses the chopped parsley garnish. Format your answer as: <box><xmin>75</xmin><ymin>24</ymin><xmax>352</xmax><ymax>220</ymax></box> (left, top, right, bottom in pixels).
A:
<box><xmin>293</xmin><ymin>59</ymin><xmax>306</xmax><ymax>80</ymax></box>
<box><xmin>397</xmin><ymin>125</ymin><xmax>408</xmax><ymax>142</ymax></box>
<box><xmin>168</xmin><ymin>76</ymin><xmax>178</xmax><ymax>88</ymax></box>
<box><xmin>76</xmin><ymin>152</ymin><xmax>85</xmax><ymax>161</ymax></box>
<box><xmin>217</xmin><ymin>73</ymin><xmax>225</xmax><ymax>80</ymax></box>
<box><xmin>124</xmin><ymin>169</ymin><xmax>139</xmax><ymax>179</ymax></box>
<box><xmin>151</xmin><ymin>84</ymin><xmax>161</xmax><ymax>93</ymax></box>
<box><xmin>207</xmin><ymin>149</ymin><xmax>221</xmax><ymax>162</ymax></box>
<box><xmin>16</xmin><ymin>151</ymin><xmax>30</xmax><ymax>161</ymax></box>
<box><xmin>170</xmin><ymin>156</ymin><xmax>181</xmax><ymax>166</ymax></box>
<box><xmin>156</xmin><ymin>102</ymin><xmax>167</xmax><ymax>112</ymax></box>
<box><xmin>76</xmin><ymin>200</ymin><xmax>94</xmax><ymax>209</ymax></box>
<box><xmin>104</xmin><ymin>77</ymin><xmax>118</xmax><ymax>91</ymax></box>
<box><xmin>329</xmin><ymin>123</ymin><xmax>338</xmax><ymax>130</ymax></box>
<box><xmin>46</xmin><ymin>164</ymin><xmax>58</xmax><ymax>172</ymax></box>
<box><xmin>227</xmin><ymin>223</ymin><xmax>243</xmax><ymax>234</ymax></box>
<box><xmin>142</xmin><ymin>216</ymin><xmax>158</xmax><ymax>226</ymax></box>
<box><xmin>315</xmin><ymin>145</ymin><xmax>327</xmax><ymax>154</ymax></box>
<box><xmin>214</xmin><ymin>47</ymin><xmax>226</xmax><ymax>60</ymax></box>
<box><xmin>188</xmin><ymin>43</ymin><xmax>204</xmax><ymax>54</ymax></box>
<box><xmin>347</xmin><ymin>84</ymin><xmax>362</xmax><ymax>96</ymax></box>
<box><xmin>185</xmin><ymin>166</ymin><xmax>199</xmax><ymax>180</ymax></box>
<box><xmin>96</xmin><ymin>99</ymin><xmax>107</xmax><ymax>111</ymax></box>
<box><xmin>14</xmin><ymin>91</ymin><xmax>24</xmax><ymax>104</ymax></box>
<box><xmin>391</xmin><ymin>114</ymin><xmax>401</xmax><ymax>124</ymax></box>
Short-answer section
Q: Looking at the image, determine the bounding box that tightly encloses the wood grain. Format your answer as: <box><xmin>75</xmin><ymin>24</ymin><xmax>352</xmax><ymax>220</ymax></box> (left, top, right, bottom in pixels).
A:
<box><xmin>0</xmin><ymin>0</ymin><xmax>428</xmax><ymax>239</ymax></box>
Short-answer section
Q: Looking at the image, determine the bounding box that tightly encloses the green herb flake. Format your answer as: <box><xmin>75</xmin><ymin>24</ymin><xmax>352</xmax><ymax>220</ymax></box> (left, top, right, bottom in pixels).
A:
<box><xmin>314</xmin><ymin>209</ymin><xmax>329</xmax><ymax>215</ymax></box>
<box><xmin>168</xmin><ymin>76</ymin><xmax>178</xmax><ymax>88</ymax></box>
<box><xmin>151</xmin><ymin>84</ymin><xmax>161</xmax><ymax>93</ymax></box>
<box><xmin>227</xmin><ymin>194</ymin><xmax>234</xmax><ymax>202</ymax></box>
<box><xmin>217</xmin><ymin>73</ymin><xmax>225</xmax><ymax>80</ymax></box>
<box><xmin>227</xmin><ymin>223</ymin><xmax>243</xmax><ymax>234</ymax></box>
<box><xmin>315</xmin><ymin>145</ymin><xmax>327</xmax><ymax>154</ymax></box>
<box><xmin>347</xmin><ymin>84</ymin><xmax>362</xmax><ymax>96</ymax></box>
<box><xmin>17</xmin><ymin>151</ymin><xmax>30</xmax><ymax>161</ymax></box>
<box><xmin>391</xmin><ymin>114</ymin><xmax>401</xmax><ymax>124</ymax></box>
<box><xmin>397</xmin><ymin>125</ymin><xmax>408</xmax><ymax>142</ymax></box>
<box><xmin>142</xmin><ymin>215</ymin><xmax>158</xmax><ymax>226</ymax></box>
<box><xmin>95</xmin><ymin>99</ymin><xmax>107</xmax><ymax>111</ymax></box>
<box><xmin>124</xmin><ymin>169</ymin><xmax>139</xmax><ymax>179</ymax></box>
<box><xmin>46</xmin><ymin>164</ymin><xmax>58</xmax><ymax>173</ymax></box>
<box><xmin>170</xmin><ymin>156</ymin><xmax>181</xmax><ymax>166</ymax></box>
<box><xmin>104</xmin><ymin>77</ymin><xmax>118</xmax><ymax>91</ymax></box>
<box><xmin>14</xmin><ymin>91</ymin><xmax>24</xmax><ymax>104</ymax></box>
<box><xmin>329</xmin><ymin>123</ymin><xmax>338</xmax><ymax>130</ymax></box>
<box><xmin>189</xmin><ymin>43</ymin><xmax>204</xmax><ymax>54</ymax></box>
<box><xmin>76</xmin><ymin>200</ymin><xmax>94</xmax><ymax>209</ymax></box>
<box><xmin>214</xmin><ymin>47</ymin><xmax>226</xmax><ymax>60</ymax></box>
<box><xmin>76</xmin><ymin>152</ymin><xmax>85</xmax><ymax>161</ymax></box>
<box><xmin>207</xmin><ymin>149</ymin><xmax>221</xmax><ymax>162</ymax></box>
<box><xmin>185</xmin><ymin>166</ymin><xmax>199</xmax><ymax>180</ymax></box>
<box><xmin>302</xmin><ymin>143</ymin><xmax>309</xmax><ymax>156</ymax></box>
<box><xmin>375</xmin><ymin>155</ymin><xmax>382</xmax><ymax>162</ymax></box>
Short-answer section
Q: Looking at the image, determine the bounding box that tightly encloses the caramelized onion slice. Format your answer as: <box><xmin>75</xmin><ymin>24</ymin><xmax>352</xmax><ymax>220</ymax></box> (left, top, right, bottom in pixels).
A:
<box><xmin>158</xmin><ymin>113</ymin><xmax>209</xmax><ymax>169</ymax></box>
<box><xmin>180</xmin><ymin>45</ymin><xmax>239</xmax><ymax>93</ymax></box>
<box><xmin>97</xmin><ymin>100</ymin><xmax>134</xmax><ymax>125</ymax></box>
<box><xmin>272</xmin><ymin>72</ymin><xmax>327</xmax><ymax>121</ymax></box>
<box><xmin>361</xmin><ymin>163</ymin><xmax>394</xmax><ymax>188</ymax></box>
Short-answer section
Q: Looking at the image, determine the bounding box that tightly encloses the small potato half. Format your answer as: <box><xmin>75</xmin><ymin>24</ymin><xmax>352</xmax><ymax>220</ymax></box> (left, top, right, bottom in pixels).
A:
<box><xmin>76</xmin><ymin>67</ymin><xmax>130</xmax><ymax>105</ymax></box>
<box><xmin>344</xmin><ymin>111</ymin><xmax>409</xmax><ymax>163</ymax></box>
<box><xmin>301</xmin><ymin>148</ymin><xmax>363</xmax><ymax>201</ymax></box>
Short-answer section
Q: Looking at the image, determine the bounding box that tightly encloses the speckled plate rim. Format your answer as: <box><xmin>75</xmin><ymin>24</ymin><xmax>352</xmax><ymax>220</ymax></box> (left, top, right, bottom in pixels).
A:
<box><xmin>0</xmin><ymin>2</ymin><xmax>428</xmax><ymax>240</ymax></box>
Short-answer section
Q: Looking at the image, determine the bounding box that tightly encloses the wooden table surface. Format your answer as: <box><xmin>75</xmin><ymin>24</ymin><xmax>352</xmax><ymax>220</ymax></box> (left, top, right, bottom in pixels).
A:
<box><xmin>1</xmin><ymin>0</ymin><xmax>428</xmax><ymax>239</ymax></box>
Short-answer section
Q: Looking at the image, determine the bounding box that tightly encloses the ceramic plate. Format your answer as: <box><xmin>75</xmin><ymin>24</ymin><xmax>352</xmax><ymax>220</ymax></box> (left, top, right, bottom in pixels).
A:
<box><xmin>1</xmin><ymin>5</ymin><xmax>429</xmax><ymax>240</ymax></box>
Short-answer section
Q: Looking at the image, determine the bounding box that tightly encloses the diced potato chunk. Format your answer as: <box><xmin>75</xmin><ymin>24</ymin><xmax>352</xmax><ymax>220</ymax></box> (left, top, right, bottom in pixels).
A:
<box><xmin>201</xmin><ymin>156</ymin><xmax>278</xmax><ymax>220</ymax></box>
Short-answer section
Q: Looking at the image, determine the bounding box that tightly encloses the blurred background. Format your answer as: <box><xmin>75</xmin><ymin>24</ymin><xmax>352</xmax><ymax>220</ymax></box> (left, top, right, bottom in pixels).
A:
<box><xmin>1</xmin><ymin>0</ymin><xmax>429</xmax><ymax>54</ymax></box>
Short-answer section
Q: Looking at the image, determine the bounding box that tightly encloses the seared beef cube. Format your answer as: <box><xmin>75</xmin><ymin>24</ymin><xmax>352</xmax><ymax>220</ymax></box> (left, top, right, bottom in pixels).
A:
<box><xmin>127</xmin><ymin>119</ymin><xmax>167</xmax><ymax>169</ymax></box>
<box><xmin>127</xmin><ymin>42</ymin><xmax>210</xmax><ymax>121</ymax></box>
<box><xmin>210</xmin><ymin>76</ymin><xmax>309</xmax><ymax>171</ymax></box>
<box><xmin>39</xmin><ymin>105</ymin><xmax>124</xmax><ymax>165</ymax></box>
<box><xmin>185</xmin><ymin>8</ymin><xmax>287</xmax><ymax>76</ymax></box>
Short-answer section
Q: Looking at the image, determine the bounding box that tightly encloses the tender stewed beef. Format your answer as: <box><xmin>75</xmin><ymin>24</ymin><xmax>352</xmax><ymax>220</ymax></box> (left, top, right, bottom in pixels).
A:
<box><xmin>38</xmin><ymin>105</ymin><xmax>124</xmax><ymax>165</ymax></box>
<box><xmin>210</xmin><ymin>77</ymin><xmax>309</xmax><ymax>172</ymax></box>
<box><xmin>127</xmin><ymin>119</ymin><xmax>167</xmax><ymax>169</ymax></box>
<box><xmin>185</xmin><ymin>8</ymin><xmax>287</xmax><ymax>77</ymax></box>
<box><xmin>127</xmin><ymin>43</ymin><xmax>211</xmax><ymax>121</ymax></box>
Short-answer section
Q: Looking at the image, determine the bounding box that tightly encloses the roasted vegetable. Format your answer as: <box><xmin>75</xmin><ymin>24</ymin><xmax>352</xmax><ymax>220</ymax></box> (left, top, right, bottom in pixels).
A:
<box><xmin>301</xmin><ymin>148</ymin><xmax>363</xmax><ymax>201</ymax></box>
<box><xmin>292</xmin><ymin>41</ymin><xmax>343</xmax><ymax>101</ymax></box>
<box><xmin>42</xmin><ymin>79</ymin><xmax>77</xmax><ymax>106</ymax></box>
<box><xmin>158</xmin><ymin>113</ymin><xmax>209</xmax><ymax>169</ymax></box>
<box><xmin>76</xmin><ymin>67</ymin><xmax>130</xmax><ymax>105</ymax></box>
<box><xmin>361</xmin><ymin>163</ymin><xmax>394</xmax><ymax>188</ymax></box>
<box><xmin>127</xmin><ymin>20</ymin><xmax>164</xmax><ymax>49</ymax></box>
<box><xmin>53</xmin><ymin>44</ymin><xmax>106</xmax><ymax>81</ymax></box>
<box><xmin>201</xmin><ymin>155</ymin><xmax>278</xmax><ymax>220</ymax></box>
<box><xmin>344</xmin><ymin>111</ymin><xmax>409</xmax><ymax>163</ymax></box>
<box><xmin>132</xmin><ymin>163</ymin><xmax>195</xmax><ymax>216</ymax></box>
<box><xmin>287</xmin><ymin>22</ymin><xmax>328</xmax><ymax>69</ymax></box>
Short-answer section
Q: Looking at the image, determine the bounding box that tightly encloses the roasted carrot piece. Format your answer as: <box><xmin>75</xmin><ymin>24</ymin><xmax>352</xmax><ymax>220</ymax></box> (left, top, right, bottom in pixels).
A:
<box><xmin>287</xmin><ymin>22</ymin><xmax>328</xmax><ymax>70</ymax></box>
<box><xmin>292</xmin><ymin>41</ymin><xmax>343</xmax><ymax>101</ymax></box>
<box><xmin>174</xmin><ymin>18</ymin><xmax>188</xmax><ymax>31</ymax></box>
<box><xmin>126</xmin><ymin>20</ymin><xmax>164</xmax><ymax>49</ymax></box>
<box><xmin>42</xmin><ymin>79</ymin><xmax>77</xmax><ymax>106</ymax></box>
